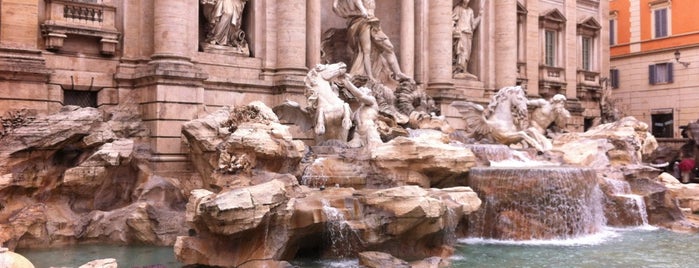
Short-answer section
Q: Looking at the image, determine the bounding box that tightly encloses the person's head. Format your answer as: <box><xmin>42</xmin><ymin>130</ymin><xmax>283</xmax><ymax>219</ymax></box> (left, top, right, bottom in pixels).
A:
<box><xmin>551</xmin><ymin>94</ymin><xmax>567</xmax><ymax>104</ymax></box>
<box><xmin>460</xmin><ymin>0</ymin><xmax>471</xmax><ymax>7</ymax></box>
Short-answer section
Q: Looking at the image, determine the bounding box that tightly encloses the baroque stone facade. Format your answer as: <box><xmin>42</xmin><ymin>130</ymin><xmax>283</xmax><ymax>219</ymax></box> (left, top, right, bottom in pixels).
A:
<box><xmin>0</xmin><ymin>0</ymin><xmax>608</xmax><ymax>174</ymax></box>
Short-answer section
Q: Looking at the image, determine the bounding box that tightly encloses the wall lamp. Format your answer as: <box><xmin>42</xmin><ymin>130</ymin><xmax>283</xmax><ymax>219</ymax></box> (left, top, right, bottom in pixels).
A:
<box><xmin>674</xmin><ymin>50</ymin><xmax>691</xmax><ymax>68</ymax></box>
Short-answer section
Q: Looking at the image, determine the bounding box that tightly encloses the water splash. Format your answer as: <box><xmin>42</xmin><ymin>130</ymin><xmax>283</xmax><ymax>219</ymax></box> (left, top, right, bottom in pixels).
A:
<box><xmin>459</xmin><ymin>227</ymin><xmax>620</xmax><ymax>246</ymax></box>
<box><xmin>604</xmin><ymin>177</ymin><xmax>631</xmax><ymax>194</ymax></box>
<box><xmin>489</xmin><ymin>150</ymin><xmax>560</xmax><ymax>167</ymax></box>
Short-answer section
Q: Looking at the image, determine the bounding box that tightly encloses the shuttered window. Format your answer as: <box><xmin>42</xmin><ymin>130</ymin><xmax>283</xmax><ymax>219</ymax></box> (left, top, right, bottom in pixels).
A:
<box><xmin>649</xmin><ymin>63</ymin><xmax>674</xmax><ymax>85</ymax></box>
<box><xmin>582</xmin><ymin>37</ymin><xmax>592</xmax><ymax>71</ymax></box>
<box><xmin>545</xmin><ymin>30</ymin><xmax>556</xmax><ymax>66</ymax></box>
<box><xmin>610</xmin><ymin>69</ymin><xmax>620</xmax><ymax>89</ymax></box>
<box><xmin>654</xmin><ymin>8</ymin><xmax>669</xmax><ymax>38</ymax></box>
<box><xmin>609</xmin><ymin>19</ymin><xmax>616</xmax><ymax>45</ymax></box>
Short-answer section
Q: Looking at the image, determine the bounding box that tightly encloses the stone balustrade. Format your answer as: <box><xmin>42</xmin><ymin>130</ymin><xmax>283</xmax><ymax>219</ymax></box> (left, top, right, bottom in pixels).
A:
<box><xmin>40</xmin><ymin>0</ymin><xmax>120</xmax><ymax>55</ymax></box>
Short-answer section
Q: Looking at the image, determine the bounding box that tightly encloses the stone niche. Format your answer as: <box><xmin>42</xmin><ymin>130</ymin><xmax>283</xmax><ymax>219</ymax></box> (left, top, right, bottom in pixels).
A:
<box><xmin>41</xmin><ymin>0</ymin><xmax>120</xmax><ymax>56</ymax></box>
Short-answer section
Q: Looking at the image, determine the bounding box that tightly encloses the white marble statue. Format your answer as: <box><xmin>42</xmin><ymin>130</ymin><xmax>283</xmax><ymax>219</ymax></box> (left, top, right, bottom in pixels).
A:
<box><xmin>452</xmin><ymin>0</ymin><xmax>483</xmax><ymax>79</ymax></box>
<box><xmin>452</xmin><ymin>86</ymin><xmax>552</xmax><ymax>152</ymax></box>
<box><xmin>527</xmin><ymin>94</ymin><xmax>571</xmax><ymax>137</ymax></box>
<box><xmin>341</xmin><ymin>75</ymin><xmax>383</xmax><ymax>149</ymax></box>
<box><xmin>273</xmin><ymin>63</ymin><xmax>352</xmax><ymax>145</ymax></box>
<box><xmin>332</xmin><ymin>0</ymin><xmax>411</xmax><ymax>83</ymax></box>
<box><xmin>200</xmin><ymin>0</ymin><xmax>250</xmax><ymax>56</ymax></box>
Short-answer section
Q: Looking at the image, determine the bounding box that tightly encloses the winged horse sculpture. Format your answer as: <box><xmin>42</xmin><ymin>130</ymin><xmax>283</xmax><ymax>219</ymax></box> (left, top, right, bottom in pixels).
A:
<box><xmin>273</xmin><ymin>62</ymin><xmax>352</xmax><ymax>145</ymax></box>
<box><xmin>451</xmin><ymin>86</ymin><xmax>552</xmax><ymax>152</ymax></box>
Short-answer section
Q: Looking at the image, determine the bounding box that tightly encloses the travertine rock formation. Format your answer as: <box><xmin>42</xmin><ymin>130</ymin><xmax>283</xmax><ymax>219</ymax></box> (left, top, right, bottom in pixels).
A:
<box><xmin>550</xmin><ymin>117</ymin><xmax>691</xmax><ymax>231</ymax></box>
<box><xmin>182</xmin><ymin>102</ymin><xmax>306</xmax><ymax>190</ymax></box>
<box><xmin>175</xmin><ymin>102</ymin><xmax>483</xmax><ymax>266</ymax></box>
<box><xmin>175</xmin><ymin>183</ymin><xmax>481</xmax><ymax>267</ymax></box>
<box><xmin>552</xmin><ymin>116</ymin><xmax>657</xmax><ymax>168</ymax></box>
<box><xmin>0</xmin><ymin>105</ymin><xmax>187</xmax><ymax>250</ymax></box>
<box><xmin>371</xmin><ymin>131</ymin><xmax>475</xmax><ymax>187</ymax></box>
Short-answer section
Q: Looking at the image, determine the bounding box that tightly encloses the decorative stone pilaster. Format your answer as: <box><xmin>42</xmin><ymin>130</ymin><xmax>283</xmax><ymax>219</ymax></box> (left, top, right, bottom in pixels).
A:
<box><xmin>120</xmin><ymin>0</ymin><xmax>207</xmax><ymax>173</ymax></box>
<box><xmin>494</xmin><ymin>0</ymin><xmax>518</xmax><ymax>90</ymax></box>
<box><xmin>0</xmin><ymin>0</ymin><xmax>52</xmax><ymax>115</ymax></box>
<box><xmin>426</xmin><ymin>0</ymin><xmax>455</xmax><ymax>99</ymax></box>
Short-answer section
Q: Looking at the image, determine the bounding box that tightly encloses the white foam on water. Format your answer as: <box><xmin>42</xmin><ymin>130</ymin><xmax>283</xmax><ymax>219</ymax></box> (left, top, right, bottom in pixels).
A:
<box><xmin>459</xmin><ymin>225</ymin><xmax>661</xmax><ymax>247</ymax></box>
<box><xmin>312</xmin><ymin>259</ymin><xmax>359</xmax><ymax>268</ymax></box>
<box><xmin>489</xmin><ymin>150</ymin><xmax>560</xmax><ymax>167</ymax></box>
<box><xmin>458</xmin><ymin>228</ymin><xmax>620</xmax><ymax>246</ymax></box>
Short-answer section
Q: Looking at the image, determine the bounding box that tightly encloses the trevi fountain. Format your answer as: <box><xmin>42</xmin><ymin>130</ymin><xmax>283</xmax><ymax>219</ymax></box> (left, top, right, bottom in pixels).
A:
<box><xmin>2</xmin><ymin>0</ymin><xmax>699</xmax><ymax>268</ymax></box>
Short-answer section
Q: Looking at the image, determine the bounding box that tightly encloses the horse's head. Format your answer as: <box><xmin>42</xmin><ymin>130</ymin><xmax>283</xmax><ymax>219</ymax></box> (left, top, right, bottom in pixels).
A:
<box><xmin>486</xmin><ymin>86</ymin><xmax>529</xmax><ymax>129</ymax></box>
<box><xmin>507</xmin><ymin>86</ymin><xmax>530</xmax><ymax>129</ymax></box>
<box><xmin>507</xmin><ymin>86</ymin><xmax>528</xmax><ymax>112</ymax></box>
<box><xmin>314</xmin><ymin>62</ymin><xmax>347</xmax><ymax>82</ymax></box>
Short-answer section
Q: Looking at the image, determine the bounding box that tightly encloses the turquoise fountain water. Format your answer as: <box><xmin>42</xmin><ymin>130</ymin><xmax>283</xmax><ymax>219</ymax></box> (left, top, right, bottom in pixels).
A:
<box><xmin>17</xmin><ymin>244</ymin><xmax>181</xmax><ymax>267</ymax></box>
<box><xmin>16</xmin><ymin>228</ymin><xmax>699</xmax><ymax>267</ymax></box>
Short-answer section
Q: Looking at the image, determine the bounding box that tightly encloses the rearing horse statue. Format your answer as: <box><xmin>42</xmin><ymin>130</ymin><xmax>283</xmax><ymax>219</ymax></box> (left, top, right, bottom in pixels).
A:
<box><xmin>273</xmin><ymin>63</ymin><xmax>352</xmax><ymax>144</ymax></box>
<box><xmin>452</xmin><ymin>86</ymin><xmax>552</xmax><ymax>152</ymax></box>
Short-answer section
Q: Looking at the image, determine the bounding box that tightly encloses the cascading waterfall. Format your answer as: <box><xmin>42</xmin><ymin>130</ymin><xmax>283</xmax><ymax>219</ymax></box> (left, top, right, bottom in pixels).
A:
<box><xmin>321</xmin><ymin>199</ymin><xmax>354</xmax><ymax>258</ymax></box>
<box><xmin>301</xmin><ymin>158</ymin><xmax>328</xmax><ymax>188</ymax></box>
<box><xmin>603</xmin><ymin>177</ymin><xmax>651</xmax><ymax>226</ymax></box>
<box><xmin>467</xmin><ymin>167</ymin><xmax>606</xmax><ymax>240</ymax></box>
<box><xmin>441</xmin><ymin>199</ymin><xmax>458</xmax><ymax>245</ymax></box>
<box><xmin>619</xmin><ymin>194</ymin><xmax>650</xmax><ymax>226</ymax></box>
<box><xmin>455</xmin><ymin>144</ymin><xmax>513</xmax><ymax>163</ymax></box>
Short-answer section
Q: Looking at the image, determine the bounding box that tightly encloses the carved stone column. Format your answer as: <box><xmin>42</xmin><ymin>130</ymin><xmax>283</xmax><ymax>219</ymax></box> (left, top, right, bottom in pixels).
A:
<box><xmin>400</xmin><ymin>0</ymin><xmax>415</xmax><ymax>77</ymax></box>
<box><xmin>427</xmin><ymin>0</ymin><xmax>454</xmax><ymax>97</ymax></box>
<box><xmin>128</xmin><ymin>0</ymin><xmax>206</xmax><ymax>173</ymax></box>
<box><xmin>414</xmin><ymin>0</ymin><xmax>427</xmax><ymax>84</ymax></box>
<box><xmin>275</xmin><ymin>0</ymin><xmax>307</xmax><ymax>85</ymax></box>
<box><xmin>494</xmin><ymin>0</ymin><xmax>518</xmax><ymax>90</ymax></box>
<box><xmin>306</xmin><ymin>0</ymin><xmax>321</xmax><ymax>68</ymax></box>
<box><xmin>152</xmin><ymin>0</ymin><xmax>193</xmax><ymax>62</ymax></box>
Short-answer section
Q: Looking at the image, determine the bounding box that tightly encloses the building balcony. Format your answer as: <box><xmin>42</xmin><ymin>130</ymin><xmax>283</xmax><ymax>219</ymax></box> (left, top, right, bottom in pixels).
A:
<box><xmin>41</xmin><ymin>0</ymin><xmax>120</xmax><ymax>55</ymax></box>
<box><xmin>517</xmin><ymin>61</ymin><xmax>528</xmax><ymax>85</ymax></box>
<box><xmin>576</xmin><ymin>70</ymin><xmax>602</xmax><ymax>100</ymax></box>
<box><xmin>538</xmin><ymin>65</ymin><xmax>566</xmax><ymax>98</ymax></box>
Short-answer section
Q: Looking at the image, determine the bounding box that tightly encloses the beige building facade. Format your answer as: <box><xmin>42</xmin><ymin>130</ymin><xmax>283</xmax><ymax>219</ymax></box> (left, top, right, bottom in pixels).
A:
<box><xmin>610</xmin><ymin>0</ymin><xmax>699</xmax><ymax>139</ymax></box>
<box><xmin>0</xmin><ymin>0</ymin><xmax>607</xmax><ymax>173</ymax></box>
